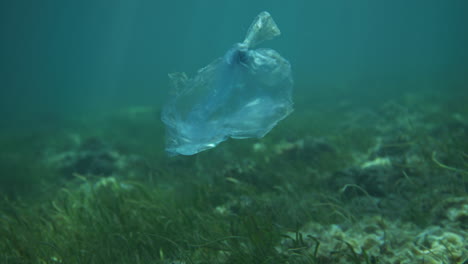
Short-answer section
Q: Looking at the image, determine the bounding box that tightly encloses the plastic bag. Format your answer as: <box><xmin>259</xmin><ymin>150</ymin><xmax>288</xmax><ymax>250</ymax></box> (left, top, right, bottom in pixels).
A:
<box><xmin>162</xmin><ymin>11</ymin><xmax>293</xmax><ymax>156</ymax></box>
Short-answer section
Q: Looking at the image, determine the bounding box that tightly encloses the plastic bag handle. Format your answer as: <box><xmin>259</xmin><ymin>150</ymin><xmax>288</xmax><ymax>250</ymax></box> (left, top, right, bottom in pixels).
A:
<box><xmin>242</xmin><ymin>11</ymin><xmax>281</xmax><ymax>48</ymax></box>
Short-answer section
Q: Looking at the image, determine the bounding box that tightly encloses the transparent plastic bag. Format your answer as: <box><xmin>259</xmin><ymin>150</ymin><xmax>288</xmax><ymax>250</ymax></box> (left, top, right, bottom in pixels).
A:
<box><xmin>162</xmin><ymin>11</ymin><xmax>293</xmax><ymax>156</ymax></box>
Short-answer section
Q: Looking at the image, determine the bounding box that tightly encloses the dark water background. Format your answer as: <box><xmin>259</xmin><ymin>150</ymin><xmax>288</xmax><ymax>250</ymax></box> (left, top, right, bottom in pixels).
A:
<box><xmin>1</xmin><ymin>0</ymin><xmax>467</xmax><ymax>126</ymax></box>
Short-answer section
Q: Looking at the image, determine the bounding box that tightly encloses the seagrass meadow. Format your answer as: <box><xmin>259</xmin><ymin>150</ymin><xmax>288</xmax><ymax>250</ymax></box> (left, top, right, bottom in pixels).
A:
<box><xmin>1</xmin><ymin>0</ymin><xmax>467</xmax><ymax>263</ymax></box>
<box><xmin>1</xmin><ymin>88</ymin><xmax>467</xmax><ymax>263</ymax></box>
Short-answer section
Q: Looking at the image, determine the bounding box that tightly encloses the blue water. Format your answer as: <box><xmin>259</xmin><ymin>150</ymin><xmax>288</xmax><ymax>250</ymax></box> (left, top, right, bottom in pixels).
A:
<box><xmin>0</xmin><ymin>0</ymin><xmax>467</xmax><ymax>125</ymax></box>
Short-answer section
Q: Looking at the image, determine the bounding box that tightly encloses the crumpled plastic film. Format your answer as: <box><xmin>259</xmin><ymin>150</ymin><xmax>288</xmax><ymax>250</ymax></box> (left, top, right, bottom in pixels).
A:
<box><xmin>162</xmin><ymin>11</ymin><xmax>293</xmax><ymax>156</ymax></box>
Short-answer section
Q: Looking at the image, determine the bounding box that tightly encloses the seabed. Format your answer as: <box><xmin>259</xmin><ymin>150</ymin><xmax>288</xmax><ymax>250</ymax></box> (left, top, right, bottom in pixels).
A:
<box><xmin>0</xmin><ymin>89</ymin><xmax>467</xmax><ymax>264</ymax></box>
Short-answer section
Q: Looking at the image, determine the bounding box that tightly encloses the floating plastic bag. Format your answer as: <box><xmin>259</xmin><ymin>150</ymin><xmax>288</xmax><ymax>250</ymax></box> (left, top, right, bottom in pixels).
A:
<box><xmin>162</xmin><ymin>11</ymin><xmax>293</xmax><ymax>156</ymax></box>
